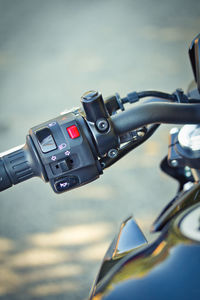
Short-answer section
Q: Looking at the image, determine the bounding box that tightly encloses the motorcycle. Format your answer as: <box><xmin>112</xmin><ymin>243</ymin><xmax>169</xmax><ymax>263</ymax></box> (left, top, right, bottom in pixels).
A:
<box><xmin>1</xmin><ymin>33</ymin><xmax>200</xmax><ymax>300</ymax></box>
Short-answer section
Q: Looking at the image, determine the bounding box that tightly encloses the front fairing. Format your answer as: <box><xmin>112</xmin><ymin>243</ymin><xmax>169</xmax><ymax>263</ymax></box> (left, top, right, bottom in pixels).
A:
<box><xmin>91</xmin><ymin>183</ymin><xmax>200</xmax><ymax>300</ymax></box>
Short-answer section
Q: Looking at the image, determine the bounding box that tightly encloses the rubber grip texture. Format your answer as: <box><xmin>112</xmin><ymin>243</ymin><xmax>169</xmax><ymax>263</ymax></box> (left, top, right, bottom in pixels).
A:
<box><xmin>0</xmin><ymin>159</ymin><xmax>12</xmax><ymax>191</ymax></box>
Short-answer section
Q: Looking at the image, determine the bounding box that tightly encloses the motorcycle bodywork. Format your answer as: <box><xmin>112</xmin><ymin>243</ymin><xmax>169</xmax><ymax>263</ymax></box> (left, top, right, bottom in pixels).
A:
<box><xmin>90</xmin><ymin>182</ymin><xmax>200</xmax><ymax>300</ymax></box>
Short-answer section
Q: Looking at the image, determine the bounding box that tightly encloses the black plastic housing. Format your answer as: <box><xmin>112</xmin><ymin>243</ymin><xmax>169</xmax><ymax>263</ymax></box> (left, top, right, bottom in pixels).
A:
<box><xmin>29</xmin><ymin>110</ymin><xmax>102</xmax><ymax>193</ymax></box>
<box><xmin>81</xmin><ymin>91</ymin><xmax>109</xmax><ymax>123</ymax></box>
<box><xmin>81</xmin><ymin>91</ymin><xmax>120</xmax><ymax>157</ymax></box>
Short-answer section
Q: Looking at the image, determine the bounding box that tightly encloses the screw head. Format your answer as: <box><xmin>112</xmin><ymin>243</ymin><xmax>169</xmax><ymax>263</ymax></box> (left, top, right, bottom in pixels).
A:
<box><xmin>96</xmin><ymin>118</ymin><xmax>109</xmax><ymax>132</ymax></box>
<box><xmin>171</xmin><ymin>159</ymin><xmax>178</xmax><ymax>167</ymax></box>
<box><xmin>101</xmin><ymin>162</ymin><xmax>106</xmax><ymax>168</ymax></box>
<box><xmin>137</xmin><ymin>131</ymin><xmax>145</xmax><ymax>137</ymax></box>
<box><xmin>108</xmin><ymin>149</ymin><xmax>118</xmax><ymax>158</ymax></box>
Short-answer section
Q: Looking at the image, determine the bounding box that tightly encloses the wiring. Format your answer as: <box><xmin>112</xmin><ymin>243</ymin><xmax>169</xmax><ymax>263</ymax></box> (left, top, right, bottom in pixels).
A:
<box><xmin>100</xmin><ymin>124</ymin><xmax>160</xmax><ymax>169</ymax></box>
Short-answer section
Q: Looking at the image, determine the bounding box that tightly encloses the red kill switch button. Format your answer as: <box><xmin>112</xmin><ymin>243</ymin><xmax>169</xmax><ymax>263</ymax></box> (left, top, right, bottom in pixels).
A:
<box><xmin>67</xmin><ymin>125</ymin><xmax>80</xmax><ymax>139</ymax></box>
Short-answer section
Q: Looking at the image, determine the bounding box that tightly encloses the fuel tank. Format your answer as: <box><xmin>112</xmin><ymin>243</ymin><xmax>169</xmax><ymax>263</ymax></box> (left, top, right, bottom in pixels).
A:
<box><xmin>90</xmin><ymin>182</ymin><xmax>200</xmax><ymax>300</ymax></box>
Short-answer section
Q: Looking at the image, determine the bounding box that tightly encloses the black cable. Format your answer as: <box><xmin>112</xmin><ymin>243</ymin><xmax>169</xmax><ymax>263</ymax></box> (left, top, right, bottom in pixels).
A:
<box><xmin>101</xmin><ymin>124</ymin><xmax>160</xmax><ymax>169</ymax></box>
<box><xmin>122</xmin><ymin>90</ymin><xmax>176</xmax><ymax>104</ymax></box>
<box><xmin>137</xmin><ymin>91</ymin><xmax>176</xmax><ymax>101</ymax></box>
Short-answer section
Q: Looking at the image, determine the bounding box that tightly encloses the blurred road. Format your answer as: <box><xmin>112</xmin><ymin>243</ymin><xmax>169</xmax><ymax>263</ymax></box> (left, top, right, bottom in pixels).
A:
<box><xmin>0</xmin><ymin>0</ymin><xmax>200</xmax><ymax>299</ymax></box>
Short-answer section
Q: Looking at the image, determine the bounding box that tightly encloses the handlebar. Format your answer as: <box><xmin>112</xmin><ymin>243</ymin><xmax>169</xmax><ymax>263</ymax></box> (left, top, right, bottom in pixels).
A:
<box><xmin>112</xmin><ymin>102</ymin><xmax>200</xmax><ymax>135</ymax></box>
<box><xmin>1</xmin><ymin>89</ymin><xmax>200</xmax><ymax>194</ymax></box>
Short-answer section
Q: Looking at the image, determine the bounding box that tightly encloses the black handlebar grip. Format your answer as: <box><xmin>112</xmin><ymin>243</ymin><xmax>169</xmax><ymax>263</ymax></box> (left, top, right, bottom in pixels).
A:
<box><xmin>2</xmin><ymin>146</ymin><xmax>35</xmax><ymax>185</ymax></box>
<box><xmin>0</xmin><ymin>136</ymin><xmax>47</xmax><ymax>192</ymax></box>
<box><xmin>0</xmin><ymin>145</ymin><xmax>35</xmax><ymax>192</ymax></box>
<box><xmin>0</xmin><ymin>158</ymin><xmax>12</xmax><ymax>191</ymax></box>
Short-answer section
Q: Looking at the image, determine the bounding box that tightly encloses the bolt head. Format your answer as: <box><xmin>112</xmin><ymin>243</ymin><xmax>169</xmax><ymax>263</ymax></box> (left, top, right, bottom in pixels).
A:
<box><xmin>96</xmin><ymin>118</ymin><xmax>109</xmax><ymax>132</ymax></box>
<box><xmin>171</xmin><ymin>159</ymin><xmax>178</xmax><ymax>167</ymax></box>
<box><xmin>137</xmin><ymin>131</ymin><xmax>145</xmax><ymax>137</ymax></box>
<box><xmin>108</xmin><ymin>149</ymin><xmax>118</xmax><ymax>158</ymax></box>
<box><xmin>101</xmin><ymin>162</ymin><xmax>106</xmax><ymax>168</ymax></box>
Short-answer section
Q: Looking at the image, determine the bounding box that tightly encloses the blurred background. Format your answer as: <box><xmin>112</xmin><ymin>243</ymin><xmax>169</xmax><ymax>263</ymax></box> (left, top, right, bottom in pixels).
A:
<box><xmin>0</xmin><ymin>0</ymin><xmax>200</xmax><ymax>299</ymax></box>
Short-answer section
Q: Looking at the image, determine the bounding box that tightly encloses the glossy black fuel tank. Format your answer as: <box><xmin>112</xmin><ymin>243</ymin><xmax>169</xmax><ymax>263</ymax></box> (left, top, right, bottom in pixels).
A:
<box><xmin>91</xmin><ymin>183</ymin><xmax>200</xmax><ymax>300</ymax></box>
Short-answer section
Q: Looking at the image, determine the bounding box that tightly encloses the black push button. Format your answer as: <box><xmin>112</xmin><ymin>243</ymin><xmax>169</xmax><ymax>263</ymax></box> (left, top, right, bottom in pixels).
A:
<box><xmin>54</xmin><ymin>176</ymin><xmax>79</xmax><ymax>192</ymax></box>
<box><xmin>36</xmin><ymin>127</ymin><xmax>57</xmax><ymax>153</ymax></box>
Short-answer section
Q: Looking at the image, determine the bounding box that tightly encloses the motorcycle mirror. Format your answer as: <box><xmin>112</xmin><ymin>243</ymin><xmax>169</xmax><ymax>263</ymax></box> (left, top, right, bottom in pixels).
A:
<box><xmin>189</xmin><ymin>33</ymin><xmax>200</xmax><ymax>93</ymax></box>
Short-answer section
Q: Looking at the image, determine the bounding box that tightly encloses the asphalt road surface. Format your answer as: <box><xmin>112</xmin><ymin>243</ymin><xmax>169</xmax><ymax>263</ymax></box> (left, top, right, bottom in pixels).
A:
<box><xmin>0</xmin><ymin>0</ymin><xmax>200</xmax><ymax>299</ymax></box>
